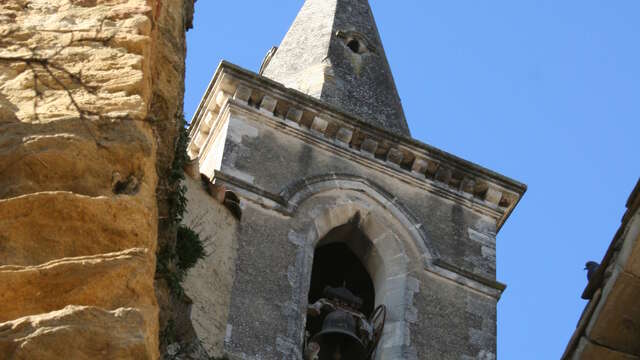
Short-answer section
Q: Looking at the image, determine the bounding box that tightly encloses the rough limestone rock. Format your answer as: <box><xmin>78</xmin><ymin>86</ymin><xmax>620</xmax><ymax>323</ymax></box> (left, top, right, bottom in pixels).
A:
<box><xmin>0</xmin><ymin>0</ymin><xmax>193</xmax><ymax>358</ymax></box>
<box><xmin>0</xmin><ymin>192</ymin><xmax>155</xmax><ymax>266</ymax></box>
<box><xmin>180</xmin><ymin>175</ymin><xmax>240</xmax><ymax>358</ymax></box>
<box><xmin>0</xmin><ymin>305</ymin><xmax>151</xmax><ymax>359</ymax></box>
<box><xmin>0</xmin><ymin>249</ymin><xmax>156</xmax><ymax>323</ymax></box>
<box><xmin>0</xmin><ymin>120</ymin><xmax>155</xmax><ymax>200</ymax></box>
<box><xmin>0</xmin><ymin>0</ymin><xmax>153</xmax><ymax>123</ymax></box>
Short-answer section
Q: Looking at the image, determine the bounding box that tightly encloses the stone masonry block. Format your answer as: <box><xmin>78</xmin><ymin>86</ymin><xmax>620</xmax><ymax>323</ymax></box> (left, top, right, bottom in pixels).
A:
<box><xmin>435</xmin><ymin>166</ymin><xmax>452</xmax><ymax>184</ymax></box>
<box><xmin>259</xmin><ymin>95</ymin><xmax>278</xmax><ymax>113</ymax></box>
<box><xmin>499</xmin><ymin>193</ymin><xmax>516</xmax><ymax>208</ymax></box>
<box><xmin>233</xmin><ymin>85</ymin><xmax>252</xmax><ymax>102</ymax></box>
<box><xmin>361</xmin><ymin>138</ymin><xmax>378</xmax><ymax>155</ymax></box>
<box><xmin>286</xmin><ymin>107</ymin><xmax>303</xmax><ymax>123</ymax></box>
<box><xmin>387</xmin><ymin>148</ymin><xmax>404</xmax><ymax>165</ymax></box>
<box><xmin>461</xmin><ymin>178</ymin><xmax>476</xmax><ymax>194</ymax></box>
<box><xmin>485</xmin><ymin>187</ymin><xmax>502</xmax><ymax>205</ymax></box>
<box><xmin>200</xmin><ymin>111</ymin><xmax>214</xmax><ymax>133</ymax></box>
<box><xmin>335</xmin><ymin>127</ymin><xmax>354</xmax><ymax>144</ymax></box>
<box><xmin>426</xmin><ymin>161</ymin><xmax>440</xmax><ymax>178</ymax></box>
<box><xmin>411</xmin><ymin>158</ymin><xmax>428</xmax><ymax>175</ymax></box>
<box><xmin>193</xmin><ymin>131</ymin><xmax>207</xmax><ymax>149</ymax></box>
<box><xmin>216</xmin><ymin>91</ymin><xmax>231</xmax><ymax>108</ymax></box>
<box><xmin>310</xmin><ymin>117</ymin><xmax>329</xmax><ymax>133</ymax></box>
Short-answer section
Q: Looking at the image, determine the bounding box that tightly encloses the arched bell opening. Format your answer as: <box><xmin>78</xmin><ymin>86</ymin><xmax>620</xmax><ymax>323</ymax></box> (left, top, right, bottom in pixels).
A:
<box><xmin>309</xmin><ymin>243</ymin><xmax>375</xmax><ymax>311</ymax></box>
<box><xmin>304</xmin><ymin>222</ymin><xmax>387</xmax><ymax>360</ymax></box>
<box><xmin>289</xmin><ymin>180</ymin><xmax>427</xmax><ymax>358</ymax></box>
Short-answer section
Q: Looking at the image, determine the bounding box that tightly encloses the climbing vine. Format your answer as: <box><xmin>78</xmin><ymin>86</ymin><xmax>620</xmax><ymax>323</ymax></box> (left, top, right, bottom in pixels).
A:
<box><xmin>157</xmin><ymin>118</ymin><xmax>206</xmax><ymax>297</ymax></box>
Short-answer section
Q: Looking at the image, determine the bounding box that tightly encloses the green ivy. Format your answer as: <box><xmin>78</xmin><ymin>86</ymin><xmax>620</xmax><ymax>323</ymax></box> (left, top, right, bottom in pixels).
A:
<box><xmin>160</xmin><ymin>319</ymin><xmax>176</xmax><ymax>347</ymax></box>
<box><xmin>176</xmin><ymin>225</ymin><xmax>206</xmax><ymax>271</ymax></box>
<box><xmin>167</xmin><ymin>118</ymin><xmax>190</xmax><ymax>225</ymax></box>
<box><xmin>157</xmin><ymin>117</ymin><xmax>206</xmax><ymax>297</ymax></box>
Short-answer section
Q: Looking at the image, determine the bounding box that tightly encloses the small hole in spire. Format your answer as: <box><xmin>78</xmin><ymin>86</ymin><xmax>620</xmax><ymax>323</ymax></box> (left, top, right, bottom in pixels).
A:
<box><xmin>347</xmin><ymin>39</ymin><xmax>361</xmax><ymax>53</ymax></box>
<box><xmin>337</xmin><ymin>30</ymin><xmax>375</xmax><ymax>55</ymax></box>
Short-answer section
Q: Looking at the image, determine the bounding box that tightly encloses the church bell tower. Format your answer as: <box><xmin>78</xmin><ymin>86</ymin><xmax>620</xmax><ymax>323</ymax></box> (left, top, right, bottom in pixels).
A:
<box><xmin>184</xmin><ymin>0</ymin><xmax>526</xmax><ymax>358</ymax></box>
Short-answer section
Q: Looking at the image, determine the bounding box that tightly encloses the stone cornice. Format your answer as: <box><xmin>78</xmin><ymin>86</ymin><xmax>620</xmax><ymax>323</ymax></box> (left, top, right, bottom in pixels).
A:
<box><xmin>188</xmin><ymin>60</ymin><xmax>527</xmax><ymax>230</ymax></box>
<box><xmin>221</xmin><ymin>99</ymin><xmax>507</xmax><ymax>223</ymax></box>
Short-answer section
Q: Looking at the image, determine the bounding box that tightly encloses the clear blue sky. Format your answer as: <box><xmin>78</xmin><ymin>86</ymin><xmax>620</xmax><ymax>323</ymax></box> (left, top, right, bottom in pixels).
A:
<box><xmin>184</xmin><ymin>1</ymin><xmax>640</xmax><ymax>358</ymax></box>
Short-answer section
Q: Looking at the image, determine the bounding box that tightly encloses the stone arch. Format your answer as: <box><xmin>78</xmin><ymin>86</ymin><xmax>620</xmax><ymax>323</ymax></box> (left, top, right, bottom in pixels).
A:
<box><xmin>283</xmin><ymin>173</ymin><xmax>438</xmax><ymax>263</ymax></box>
<box><xmin>285</xmin><ymin>174</ymin><xmax>425</xmax><ymax>358</ymax></box>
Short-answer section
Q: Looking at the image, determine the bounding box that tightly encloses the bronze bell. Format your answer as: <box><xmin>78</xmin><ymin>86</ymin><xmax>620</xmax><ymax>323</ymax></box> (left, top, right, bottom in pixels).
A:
<box><xmin>311</xmin><ymin>309</ymin><xmax>367</xmax><ymax>360</ymax></box>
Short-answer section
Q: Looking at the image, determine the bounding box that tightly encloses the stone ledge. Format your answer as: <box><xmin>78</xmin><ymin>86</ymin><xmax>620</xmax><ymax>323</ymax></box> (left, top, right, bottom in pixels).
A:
<box><xmin>210</xmin><ymin>102</ymin><xmax>509</xmax><ymax>224</ymax></box>
<box><xmin>433</xmin><ymin>259</ymin><xmax>506</xmax><ymax>293</ymax></box>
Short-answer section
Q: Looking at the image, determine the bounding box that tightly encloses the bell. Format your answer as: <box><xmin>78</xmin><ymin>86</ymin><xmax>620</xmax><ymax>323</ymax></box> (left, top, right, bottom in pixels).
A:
<box><xmin>311</xmin><ymin>309</ymin><xmax>367</xmax><ymax>360</ymax></box>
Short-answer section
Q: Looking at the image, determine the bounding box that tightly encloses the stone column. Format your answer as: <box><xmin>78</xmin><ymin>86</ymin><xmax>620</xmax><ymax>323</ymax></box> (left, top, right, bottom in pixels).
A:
<box><xmin>0</xmin><ymin>0</ymin><xmax>193</xmax><ymax>358</ymax></box>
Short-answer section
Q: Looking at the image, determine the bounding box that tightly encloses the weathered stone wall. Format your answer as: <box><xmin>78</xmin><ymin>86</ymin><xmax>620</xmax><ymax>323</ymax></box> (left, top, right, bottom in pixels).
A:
<box><xmin>411</xmin><ymin>272</ymin><xmax>498</xmax><ymax>359</ymax></box>
<box><xmin>219</xmin><ymin>110</ymin><xmax>498</xmax><ymax>280</ymax></box>
<box><xmin>180</xmin><ymin>175</ymin><xmax>240</xmax><ymax>358</ymax></box>
<box><xmin>0</xmin><ymin>0</ymin><xmax>192</xmax><ymax>358</ymax></box>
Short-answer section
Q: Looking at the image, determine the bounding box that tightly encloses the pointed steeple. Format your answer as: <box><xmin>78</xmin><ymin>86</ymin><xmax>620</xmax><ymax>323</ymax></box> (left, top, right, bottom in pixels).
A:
<box><xmin>262</xmin><ymin>0</ymin><xmax>410</xmax><ymax>136</ymax></box>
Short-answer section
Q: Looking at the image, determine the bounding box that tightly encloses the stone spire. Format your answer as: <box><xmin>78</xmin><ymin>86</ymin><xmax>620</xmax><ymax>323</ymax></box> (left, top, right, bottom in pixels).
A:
<box><xmin>262</xmin><ymin>0</ymin><xmax>410</xmax><ymax>136</ymax></box>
